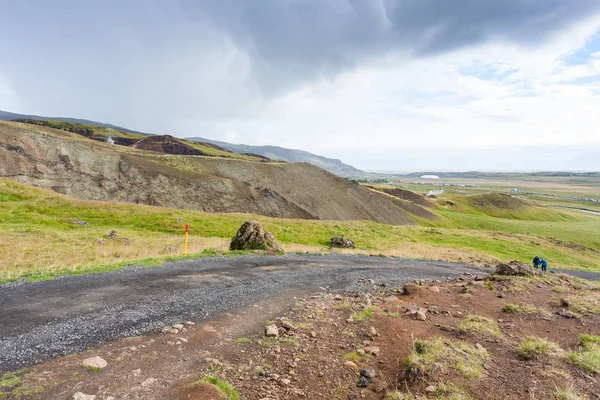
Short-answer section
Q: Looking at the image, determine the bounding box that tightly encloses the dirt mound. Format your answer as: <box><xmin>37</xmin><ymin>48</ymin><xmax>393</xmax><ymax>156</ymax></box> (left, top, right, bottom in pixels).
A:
<box><xmin>368</xmin><ymin>186</ymin><xmax>434</xmax><ymax>208</ymax></box>
<box><xmin>131</xmin><ymin>135</ymin><xmax>208</xmax><ymax>156</ymax></box>
<box><xmin>495</xmin><ymin>260</ymin><xmax>539</xmax><ymax>276</ymax></box>
<box><xmin>469</xmin><ymin>193</ymin><xmax>530</xmax><ymax>211</ymax></box>
<box><xmin>229</xmin><ymin>220</ymin><xmax>282</xmax><ymax>253</ymax></box>
<box><xmin>365</xmin><ymin>186</ymin><xmax>439</xmax><ymax>221</ymax></box>
<box><xmin>0</xmin><ymin>121</ymin><xmax>416</xmax><ymax>224</ymax></box>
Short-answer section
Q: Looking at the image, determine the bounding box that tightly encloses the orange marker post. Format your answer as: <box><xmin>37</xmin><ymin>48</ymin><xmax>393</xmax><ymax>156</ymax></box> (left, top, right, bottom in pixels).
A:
<box><xmin>184</xmin><ymin>224</ymin><xmax>189</xmax><ymax>255</ymax></box>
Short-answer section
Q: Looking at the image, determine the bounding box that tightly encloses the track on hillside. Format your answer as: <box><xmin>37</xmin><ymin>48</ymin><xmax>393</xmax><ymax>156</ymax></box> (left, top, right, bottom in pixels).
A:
<box><xmin>0</xmin><ymin>254</ymin><xmax>597</xmax><ymax>373</ymax></box>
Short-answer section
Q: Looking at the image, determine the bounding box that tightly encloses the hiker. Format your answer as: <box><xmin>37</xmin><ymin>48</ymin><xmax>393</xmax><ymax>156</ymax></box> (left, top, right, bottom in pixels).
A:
<box><xmin>532</xmin><ymin>256</ymin><xmax>541</xmax><ymax>269</ymax></box>
<box><xmin>540</xmin><ymin>258</ymin><xmax>548</xmax><ymax>272</ymax></box>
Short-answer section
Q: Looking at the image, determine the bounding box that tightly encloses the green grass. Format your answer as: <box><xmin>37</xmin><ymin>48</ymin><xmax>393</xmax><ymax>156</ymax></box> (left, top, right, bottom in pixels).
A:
<box><xmin>501</xmin><ymin>303</ymin><xmax>552</xmax><ymax>316</ymax></box>
<box><xmin>553</xmin><ymin>389</ymin><xmax>586</xmax><ymax>400</ymax></box>
<box><xmin>560</xmin><ymin>292</ymin><xmax>600</xmax><ymax>315</ymax></box>
<box><xmin>568</xmin><ymin>334</ymin><xmax>600</xmax><ymax>374</ymax></box>
<box><xmin>192</xmin><ymin>376</ymin><xmax>239</xmax><ymax>400</ymax></box>
<box><xmin>433</xmin><ymin>383</ymin><xmax>473</xmax><ymax>400</ymax></box>
<box><xmin>2</xmin><ymin>176</ymin><xmax>600</xmax><ymax>282</ymax></box>
<box><xmin>235</xmin><ymin>337</ymin><xmax>251</xmax><ymax>344</ymax></box>
<box><xmin>0</xmin><ymin>370</ymin><xmax>24</xmax><ymax>389</ymax></box>
<box><xmin>458</xmin><ymin>315</ymin><xmax>502</xmax><ymax>338</ymax></box>
<box><xmin>351</xmin><ymin>306</ymin><xmax>377</xmax><ymax>322</ymax></box>
<box><xmin>406</xmin><ymin>337</ymin><xmax>489</xmax><ymax>379</ymax></box>
<box><xmin>518</xmin><ymin>336</ymin><xmax>561</xmax><ymax>359</ymax></box>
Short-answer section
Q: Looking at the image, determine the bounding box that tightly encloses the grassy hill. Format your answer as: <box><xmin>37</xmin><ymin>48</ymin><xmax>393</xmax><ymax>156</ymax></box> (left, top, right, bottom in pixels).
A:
<box><xmin>2</xmin><ymin>177</ymin><xmax>600</xmax><ymax>283</ymax></box>
<box><xmin>0</xmin><ymin>109</ymin><xmax>148</xmax><ymax>135</ymax></box>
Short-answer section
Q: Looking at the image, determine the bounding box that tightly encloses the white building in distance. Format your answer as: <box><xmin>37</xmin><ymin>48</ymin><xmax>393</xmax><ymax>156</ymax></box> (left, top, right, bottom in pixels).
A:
<box><xmin>420</xmin><ymin>174</ymin><xmax>440</xmax><ymax>179</ymax></box>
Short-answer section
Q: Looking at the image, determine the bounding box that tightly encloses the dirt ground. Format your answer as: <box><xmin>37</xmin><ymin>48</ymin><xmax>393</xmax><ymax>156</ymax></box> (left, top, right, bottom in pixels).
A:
<box><xmin>2</xmin><ymin>272</ymin><xmax>599</xmax><ymax>400</ymax></box>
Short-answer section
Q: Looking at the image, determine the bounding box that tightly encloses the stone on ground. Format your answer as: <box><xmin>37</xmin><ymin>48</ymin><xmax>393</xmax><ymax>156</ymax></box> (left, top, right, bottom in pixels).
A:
<box><xmin>229</xmin><ymin>220</ymin><xmax>283</xmax><ymax>253</ymax></box>
<box><xmin>265</xmin><ymin>324</ymin><xmax>279</xmax><ymax>337</ymax></box>
<box><xmin>329</xmin><ymin>236</ymin><xmax>355</xmax><ymax>248</ymax></box>
<box><xmin>81</xmin><ymin>356</ymin><xmax>107</xmax><ymax>369</ymax></box>
<box><xmin>495</xmin><ymin>260</ymin><xmax>539</xmax><ymax>276</ymax></box>
<box><xmin>73</xmin><ymin>393</ymin><xmax>96</xmax><ymax>400</ymax></box>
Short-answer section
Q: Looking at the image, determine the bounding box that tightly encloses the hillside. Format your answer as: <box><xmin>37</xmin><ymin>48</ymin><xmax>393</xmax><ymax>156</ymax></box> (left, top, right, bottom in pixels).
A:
<box><xmin>0</xmin><ymin>120</ymin><xmax>415</xmax><ymax>224</ymax></box>
<box><xmin>0</xmin><ymin>109</ymin><xmax>148</xmax><ymax>135</ymax></box>
<box><xmin>0</xmin><ymin>109</ymin><xmax>371</xmax><ymax>178</ymax></box>
<box><xmin>187</xmin><ymin>136</ymin><xmax>368</xmax><ymax>178</ymax></box>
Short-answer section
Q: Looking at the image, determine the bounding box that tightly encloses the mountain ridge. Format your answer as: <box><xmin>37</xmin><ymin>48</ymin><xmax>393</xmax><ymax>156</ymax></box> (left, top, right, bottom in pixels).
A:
<box><xmin>187</xmin><ymin>136</ymin><xmax>366</xmax><ymax>178</ymax></box>
<box><xmin>0</xmin><ymin>109</ymin><xmax>367</xmax><ymax>177</ymax></box>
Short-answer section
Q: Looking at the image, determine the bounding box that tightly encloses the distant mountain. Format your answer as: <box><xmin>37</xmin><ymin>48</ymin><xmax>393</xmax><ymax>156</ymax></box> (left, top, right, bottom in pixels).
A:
<box><xmin>0</xmin><ymin>109</ymin><xmax>149</xmax><ymax>135</ymax></box>
<box><xmin>1</xmin><ymin>109</ymin><xmax>369</xmax><ymax>178</ymax></box>
<box><xmin>187</xmin><ymin>136</ymin><xmax>367</xmax><ymax>178</ymax></box>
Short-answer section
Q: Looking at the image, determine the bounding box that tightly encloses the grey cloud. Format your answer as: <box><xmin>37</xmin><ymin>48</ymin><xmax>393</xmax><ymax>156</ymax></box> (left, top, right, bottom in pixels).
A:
<box><xmin>192</xmin><ymin>0</ymin><xmax>600</xmax><ymax>94</ymax></box>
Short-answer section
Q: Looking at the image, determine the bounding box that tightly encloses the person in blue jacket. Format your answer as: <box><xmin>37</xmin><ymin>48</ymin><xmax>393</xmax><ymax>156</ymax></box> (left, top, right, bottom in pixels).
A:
<box><xmin>532</xmin><ymin>256</ymin><xmax>541</xmax><ymax>269</ymax></box>
<box><xmin>540</xmin><ymin>258</ymin><xmax>548</xmax><ymax>272</ymax></box>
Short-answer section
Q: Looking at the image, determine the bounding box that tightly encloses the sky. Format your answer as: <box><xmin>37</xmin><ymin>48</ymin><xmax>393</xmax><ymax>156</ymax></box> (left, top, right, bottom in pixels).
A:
<box><xmin>1</xmin><ymin>0</ymin><xmax>600</xmax><ymax>171</ymax></box>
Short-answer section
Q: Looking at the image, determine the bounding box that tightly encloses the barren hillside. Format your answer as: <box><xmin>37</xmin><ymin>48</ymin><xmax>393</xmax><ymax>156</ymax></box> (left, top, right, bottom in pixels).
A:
<box><xmin>0</xmin><ymin>121</ymin><xmax>416</xmax><ymax>224</ymax></box>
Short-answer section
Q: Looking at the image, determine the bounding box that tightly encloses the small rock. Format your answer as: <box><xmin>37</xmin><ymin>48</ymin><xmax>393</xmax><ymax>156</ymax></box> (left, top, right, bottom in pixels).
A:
<box><xmin>310</xmin><ymin>331</ymin><xmax>317</xmax><ymax>338</ymax></box>
<box><xmin>81</xmin><ymin>356</ymin><xmax>107</xmax><ymax>370</ymax></box>
<box><xmin>402</xmin><ymin>283</ymin><xmax>419</xmax><ymax>295</ymax></box>
<box><xmin>425</xmin><ymin>385</ymin><xmax>436</xmax><ymax>393</ymax></box>
<box><xmin>364</xmin><ymin>346</ymin><xmax>380</xmax><ymax>356</ymax></box>
<box><xmin>282</xmin><ymin>320</ymin><xmax>296</xmax><ymax>330</ymax></box>
<box><xmin>439</xmin><ymin>325</ymin><xmax>455</xmax><ymax>332</ymax></box>
<box><xmin>428</xmin><ymin>306</ymin><xmax>441</xmax><ymax>314</ymax></box>
<box><xmin>95</xmin><ymin>238</ymin><xmax>104</xmax><ymax>244</ymax></box>
<box><xmin>161</xmin><ymin>326</ymin><xmax>178</xmax><ymax>334</ymax></box>
<box><xmin>475</xmin><ymin>343</ymin><xmax>486</xmax><ymax>352</ymax></box>
<box><xmin>279</xmin><ymin>378</ymin><xmax>291</xmax><ymax>386</ymax></box>
<box><xmin>368</xmin><ymin>326</ymin><xmax>377</xmax><ymax>336</ymax></box>
<box><xmin>360</xmin><ymin>369</ymin><xmax>376</xmax><ymax>379</ymax></box>
<box><xmin>428</xmin><ymin>286</ymin><xmax>440</xmax><ymax>294</ymax></box>
<box><xmin>345</xmin><ymin>361</ymin><xmax>359</xmax><ymax>370</ymax></box>
<box><xmin>357</xmin><ymin>376</ymin><xmax>369</xmax><ymax>387</ymax></box>
<box><xmin>265</xmin><ymin>324</ymin><xmax>279</xmax><ymax>337</ymax></box>
<box><xmin>73</xmin><ymin>393</ymin><xmax>96</xmax><ymax>400</ymax></box>
<box><xmin>107</xmin><ymin>230</ymin><xmax>118</xmax><ymax>239</ymax></box>
<box><xmin>122</xmin><ymin>237</ymin><xmax>131</xmax><ymax>245</ymax></box>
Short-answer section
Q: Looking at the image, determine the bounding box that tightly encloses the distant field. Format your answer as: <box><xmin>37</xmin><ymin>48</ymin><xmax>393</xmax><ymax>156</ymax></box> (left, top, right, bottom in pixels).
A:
<box><xmin>1</xmin><ymin>177</ymin><xmax>600</xmax><ymax>282</ymax></box>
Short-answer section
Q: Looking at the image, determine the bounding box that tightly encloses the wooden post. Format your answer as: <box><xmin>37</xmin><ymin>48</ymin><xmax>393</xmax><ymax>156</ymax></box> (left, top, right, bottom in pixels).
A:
<box><xmin>184</xmin><ymin>224</ymin><xmax>189</xmax><ymax>255</ymax></box>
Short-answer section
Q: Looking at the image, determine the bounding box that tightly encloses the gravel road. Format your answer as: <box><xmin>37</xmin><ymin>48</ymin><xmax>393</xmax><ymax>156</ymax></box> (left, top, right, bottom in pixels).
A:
<box><xmin>0</xmin><ymin>254</ymin><xmax>596</xmax><ymax>373</ymax></box>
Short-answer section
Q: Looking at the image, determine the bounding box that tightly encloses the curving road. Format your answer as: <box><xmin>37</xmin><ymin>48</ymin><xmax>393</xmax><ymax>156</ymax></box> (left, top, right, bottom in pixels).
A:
<box><xmin>0</xmin><ymin>254</ymin><xmax>596</xmax><ymax>373</ymax></box>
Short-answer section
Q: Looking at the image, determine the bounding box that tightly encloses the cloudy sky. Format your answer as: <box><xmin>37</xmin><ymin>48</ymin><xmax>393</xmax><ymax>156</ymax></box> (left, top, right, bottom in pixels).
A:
<box><xmin>2</xmin><ymin>0</ymin><xmax>600</xmax><ymax>171</ymax></box>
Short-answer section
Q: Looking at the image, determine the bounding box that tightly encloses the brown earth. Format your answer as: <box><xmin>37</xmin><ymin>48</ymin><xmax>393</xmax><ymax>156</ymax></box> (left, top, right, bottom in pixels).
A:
<box><xmin>0</xmin><ymin>121</ymin><xmax>417</xmax><ymax>224</ymax></box>
<box><xmin>5</xmin><ymin>273</ymin><xmax>599</xmax><ymax>400</ymax></box>
<box><xmin>131</xmin><ymin>135</ymin><xmax>216</xmax><ymax>156</ymax></box>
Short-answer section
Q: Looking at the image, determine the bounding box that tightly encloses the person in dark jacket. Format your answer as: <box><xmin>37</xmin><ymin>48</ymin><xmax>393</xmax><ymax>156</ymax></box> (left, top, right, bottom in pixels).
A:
<box><xmin>533</xmin><ymin>256</ymin><xmax>541</xmax><ymax>269</ymax></box>
<box><xmin>540</xmin><ymin>258</ymin><xmax>548</xmax><ymax>272</ymax></box>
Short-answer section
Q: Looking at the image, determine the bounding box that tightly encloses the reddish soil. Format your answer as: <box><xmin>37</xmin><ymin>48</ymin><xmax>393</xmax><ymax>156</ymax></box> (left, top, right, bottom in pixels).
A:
<box><xmin>3</xmin><ymin>274</ymin><xmax>599</xmax><ymax>400</ymax></box>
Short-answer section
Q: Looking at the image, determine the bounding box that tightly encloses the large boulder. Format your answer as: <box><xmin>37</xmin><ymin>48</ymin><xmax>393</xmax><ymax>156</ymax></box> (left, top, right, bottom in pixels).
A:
<box><xmin>229</xmin><ymin>220</ymin><xmax>283</xmax><ymax>254</ymax></box>
<box><xmin>495</xmin><ymin>260</ymin><xmax>539</xmax><ymax>277</ymax></box>
<box><xmin>330</xmin><ymin>236</ymin><xmax>355</xmax><ymax>248</ymax></box>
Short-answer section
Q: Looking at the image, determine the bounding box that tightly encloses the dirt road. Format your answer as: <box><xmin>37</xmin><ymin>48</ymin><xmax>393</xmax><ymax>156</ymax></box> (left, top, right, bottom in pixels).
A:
<box><xmin>0</xmin><ymin>254</ymin><xmax>595</xmax><ymax>373</ymax></box>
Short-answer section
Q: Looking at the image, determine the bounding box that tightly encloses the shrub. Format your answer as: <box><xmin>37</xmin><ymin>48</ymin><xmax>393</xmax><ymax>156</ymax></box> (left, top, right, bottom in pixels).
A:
<box><xmin>458</xmin><ymin>315</ymin><xmax>502</xmax><ymax>338</ymax></box>
<box><xmin>518</xmin><ymin>336</ymin><xmax>561</xmax><ymax>359</ymax></box>
<box><xmin>406</xmin><ymin>337</ymin><xmax>489</xmax><ymax>379</ymax></box>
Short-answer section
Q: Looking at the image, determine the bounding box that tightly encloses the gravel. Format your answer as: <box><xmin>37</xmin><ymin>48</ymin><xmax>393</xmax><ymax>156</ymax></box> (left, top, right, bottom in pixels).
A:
<box><xmin>0</xmin><ymin>253</ymin><xmax>596</xmax><ymax>373</ymax></box>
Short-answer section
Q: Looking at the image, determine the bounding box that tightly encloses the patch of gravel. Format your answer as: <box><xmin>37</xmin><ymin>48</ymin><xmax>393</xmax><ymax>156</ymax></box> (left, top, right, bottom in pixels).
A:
<box><xmin>1</xmin><ymin>253</ymin><xmax>589</xmax><ymax>374</ymax></box>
